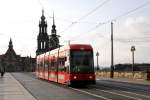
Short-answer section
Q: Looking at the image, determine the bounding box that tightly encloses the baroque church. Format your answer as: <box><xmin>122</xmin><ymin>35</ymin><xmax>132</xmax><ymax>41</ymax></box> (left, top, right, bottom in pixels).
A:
<box><xmin>36</xmin><ymin>10</ymin><xmax>60</xmax><ymax>55</ymax></box>
<box><xmin>0</xmin><ymin>39</ymin><xmax>36</xmax><ymax>72</ymax></box>
<box><xmin>0</xmin><ymin>10</ymin><xmax>59</xmax><ymax>72</ymax></box>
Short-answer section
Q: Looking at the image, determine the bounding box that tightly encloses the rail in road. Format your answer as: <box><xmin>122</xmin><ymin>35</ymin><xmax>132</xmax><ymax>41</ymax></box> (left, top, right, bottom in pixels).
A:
<box><xmin>11</xmin><ymin>72</ymin><xmax>150</xmax><ymax>100</ymax></box>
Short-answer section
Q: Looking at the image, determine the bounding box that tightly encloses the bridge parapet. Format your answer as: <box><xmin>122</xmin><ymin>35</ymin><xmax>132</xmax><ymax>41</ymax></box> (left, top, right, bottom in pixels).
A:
<box><xmin>96</xmin><ymin>71</ymin><xmax>150</xmax><ymax>80</ymax></box>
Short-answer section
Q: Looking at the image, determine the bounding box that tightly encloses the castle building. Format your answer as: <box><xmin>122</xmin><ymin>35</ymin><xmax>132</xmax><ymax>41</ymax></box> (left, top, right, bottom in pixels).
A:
<box><xmin>36</xmin><ymin>10</ymin><xmax>60</xmax><ymax>55</ymax></box>
<box><xmin>0</xmin><ymin>39</ymin><xmax>36</xmax><ymax>72</ymax></box>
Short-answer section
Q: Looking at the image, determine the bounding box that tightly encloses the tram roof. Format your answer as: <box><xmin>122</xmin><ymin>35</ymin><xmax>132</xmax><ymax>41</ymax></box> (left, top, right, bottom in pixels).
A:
<box><xmin>38</xmin><ymin>44</ymin><xmax>93</xmax><ymax>57</ymax></box>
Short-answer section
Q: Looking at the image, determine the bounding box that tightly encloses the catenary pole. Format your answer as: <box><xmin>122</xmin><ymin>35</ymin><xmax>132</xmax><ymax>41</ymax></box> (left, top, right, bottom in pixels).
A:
<box><xmin>96</xmin><ymin>51</ymin><xmax>99</xmax><ymax>71</ymax></box>
<box><xmin>110</xmin><ymin>22</ymin><xmax>114</xmax><ymax>78</ymax></box>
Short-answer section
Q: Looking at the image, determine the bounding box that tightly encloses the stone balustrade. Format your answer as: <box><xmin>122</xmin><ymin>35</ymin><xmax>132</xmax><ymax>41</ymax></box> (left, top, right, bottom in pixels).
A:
<box><xmin>96</xmin><ymin>71</ymin><xmax>150</xmax><ymax>80</ymax></box>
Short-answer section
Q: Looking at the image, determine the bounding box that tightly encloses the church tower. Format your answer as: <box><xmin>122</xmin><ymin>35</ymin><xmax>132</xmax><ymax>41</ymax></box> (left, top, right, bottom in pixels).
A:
<box><xmin>5</xmin><ymin>38</ymin><xmax>17</xmax><ymax>56</ymax></box>
<box><xmin>49</xmin><ymin>13</ymin><xmax>60</xmax><ymax>50</ymax></box>
<box><xmin>36</xmin><ymin>10</ymin><xmax>49</xmax><ymax>55</ymax></box>
<box><xmin>9</xmin><ymin>38</ymin><xmax>13</xmax><ymax>49</ymax></box>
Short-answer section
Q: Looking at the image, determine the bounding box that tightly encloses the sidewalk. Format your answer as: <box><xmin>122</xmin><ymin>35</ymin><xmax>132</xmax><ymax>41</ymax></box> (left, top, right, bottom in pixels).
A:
<box><xmin>97</xmin><ymin>77</ymin><xmax>150</xmax><ymax>86</ymax></box>
<box><xmin>0</xmin><ymin>73</ymin><xmax>37</xmax><ymax>100</ymax></box>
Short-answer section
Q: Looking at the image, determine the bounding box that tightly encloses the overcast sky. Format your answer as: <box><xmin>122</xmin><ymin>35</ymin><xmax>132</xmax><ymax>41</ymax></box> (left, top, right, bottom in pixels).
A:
<box><xmin>0</xmin><ymin>0</ymin><xmax>150</xmax><ymax>67</ymax></box>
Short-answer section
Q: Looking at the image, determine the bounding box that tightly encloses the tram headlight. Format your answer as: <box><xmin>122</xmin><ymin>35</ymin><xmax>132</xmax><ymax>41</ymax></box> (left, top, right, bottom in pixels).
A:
<box><xmin>74</xmin><ymin>76</ymin><xmax>77</xmax><ymax>79</ymax></box>
<box><xmin>89</xmin><ymin>76</ymin><xmax>92</xmax><ymax>79</ymax></box>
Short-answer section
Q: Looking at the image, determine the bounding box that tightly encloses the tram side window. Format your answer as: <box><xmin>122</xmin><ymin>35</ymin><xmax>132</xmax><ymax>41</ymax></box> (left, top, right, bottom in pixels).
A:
<box><xmin>50</xmin><ymin>60</ymin><xmax>55</xmax><ymax>71</ymax></box>
<box><xmin>36</xmin><ymin>58</ymin><xmax>40</xmax><ymax>72</ymax></box>
<box><xmin>54</xmin><ymin>61</ymin><xmax>57</xmax><ymax>71</ymax></box>
<box><xmin>58</xmin><ymin>57</ymin><xmax>67</xmax><ymax>72</ymax></box>
<box><xmin>37</xmin><ymin>59</ymin><xmax>40</xmax><ymax>68</ymax></box>
<box><xmin>39</xmin><ymin>60</ymin><xmax>43</xmax><ymax>70</ymax></box>
<box><xmin>45</xmin><ymin>59</ymin><xmax>48</xmax><ymax>71</ymax></box>
<box><xmin>48</xmin><ymin>60</ymin><xmax>51</xmax><ymax>71</ymax></box>
<box><xmin>50</xmin><ymin>59</ymin><xmax>58</xmax><ymax>71</ymax></box>
<box><xmin>37</xmin><ymin>62</ymin><xmax>40</xmax><ymax>70</ymax></box>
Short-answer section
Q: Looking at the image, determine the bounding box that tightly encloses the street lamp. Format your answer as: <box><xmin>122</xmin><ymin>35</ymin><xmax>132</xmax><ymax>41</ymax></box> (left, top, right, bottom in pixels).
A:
<box><xmin>110</xmin><ymin>22</ymin><xmax>114</xmax><ymax>78</ymax></box>
<box><xmin>96</xmin><ymin>51</ymin><xmax>99</xmax><ymax>71</ymax></box>
<box><xmin>131</xmin><ymin>46</ymin><xmax>136</xmax><ymax>74</ymax></box>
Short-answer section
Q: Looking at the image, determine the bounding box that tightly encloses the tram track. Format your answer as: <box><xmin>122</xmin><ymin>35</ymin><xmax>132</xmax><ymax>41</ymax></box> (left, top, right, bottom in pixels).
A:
<box><xmin>70</xmin><ymin>85</ymin><xmax>144</xmax><ymax>100</ymax></box>
<box><xmin>91</xmin><ymin>80</ymin><xmax>150</xmax><ymax>100</ymax></box>
<box><xmin>21</xmin><ymin>73</ymin><xmax>138</xmax><ymax>100</ymax></box>
<box><xmin>91</xmin><ymin>86</ymin><xmax>150</xmax><ymax>100</ymax></box>
<box><xmin>96</xmin><ymin>80</ymin><xmax>150</xmax><ymax>95</ymax></box>
<box><xmin>69</xmin><ymin>80</ymin><xmax>150</xmax><ymax>100</ymax></box>
<box><xmin>26</xmin><ymin>72</ymin><xmax>150</xmax><ymax>100</ymax></box>
<box><xmin>94</xmin><ymin>88</ymin><xmax>141</xmax><ymax>100</ymax></box>
<box><xmin>101</xmin><ymin>80</ymin><xmax>150</xmax><ymax>92</ymax></box>
<box><xmin>70</xmin><ymin>87</ymin><xmax>137</xmax><ymax>100</ymax></box>
<box><xmin>69</xmin><ymin>87</ymin><xmax>112</xmax><ymax>100</ymax></box>
<box><xmin>13</xmin><ymin>72</ymin><xmax>150</xmax><ymax>100</ymax></box>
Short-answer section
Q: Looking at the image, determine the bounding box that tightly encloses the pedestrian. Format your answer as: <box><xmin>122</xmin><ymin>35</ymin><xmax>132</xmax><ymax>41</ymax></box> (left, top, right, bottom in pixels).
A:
<box><xmin>0</xmin><ymin>66</ymin><xmax>5</xmax><ymax>78</ymax></box>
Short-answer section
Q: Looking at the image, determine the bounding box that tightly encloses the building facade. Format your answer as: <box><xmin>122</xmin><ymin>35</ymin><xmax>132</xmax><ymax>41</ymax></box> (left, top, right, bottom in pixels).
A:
<box><xmin>0</xmin><ymin>39</ymin><xmax>36</xmax><ymax>72</ymax></box>
<box><xmin>36</xmin><ymin>10</ymin><xmax>60</xmax><ymax>55</ymax></box>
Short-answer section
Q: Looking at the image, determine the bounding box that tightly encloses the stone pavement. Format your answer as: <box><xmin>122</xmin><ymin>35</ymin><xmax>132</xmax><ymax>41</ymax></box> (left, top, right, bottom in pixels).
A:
<box><xmin>0</xmin><ymin>73</ymin><xmax>37</xmax><ymax>100</ymax></box>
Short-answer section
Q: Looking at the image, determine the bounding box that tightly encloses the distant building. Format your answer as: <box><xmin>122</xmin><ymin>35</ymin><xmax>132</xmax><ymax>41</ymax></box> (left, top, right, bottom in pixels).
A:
<box><xmin>0</xmin><ymin>39</ymin><xmax>36</xmax><ymax>72</ymax></box>
<box><xmin>115</xmin><ymin>63</ymin><xmax>150</xmax><ymax>71</ymax></box>
<box><xmin>36</xmin><ymin>10</ymin><xmax>60</xmax><ymax>55</ymax></box>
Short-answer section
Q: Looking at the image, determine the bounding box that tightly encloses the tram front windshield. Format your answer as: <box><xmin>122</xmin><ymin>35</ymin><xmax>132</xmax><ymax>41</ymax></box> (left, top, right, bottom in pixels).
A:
<box><xmin>70</xmin><ymin>50</ymin><xmax>94</xmax><ymax>73</ymax></box>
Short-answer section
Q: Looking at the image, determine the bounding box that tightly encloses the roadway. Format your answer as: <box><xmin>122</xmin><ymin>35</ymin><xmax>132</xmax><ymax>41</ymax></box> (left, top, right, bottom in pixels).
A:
<box><xmin>11</xmin><ymin>73</ymin><xmax>150</xmax><ymax>100</ymax></box>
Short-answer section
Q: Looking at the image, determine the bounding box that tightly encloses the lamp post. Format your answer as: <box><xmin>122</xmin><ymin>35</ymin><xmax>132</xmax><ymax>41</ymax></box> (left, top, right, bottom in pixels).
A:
<box><xmin>131</xmin><ymin>46</ymin><xmax>136</xmax><ymax>74</ymax></box>
<box><xmin>96</xmin><ymin>51</ymin><xmax>99</xmax><ymax>71</ymax></box>
<box><xmin>110</xmin><ymin>22</ymin><xmax>114</xmax><ymax>78</ymax></box>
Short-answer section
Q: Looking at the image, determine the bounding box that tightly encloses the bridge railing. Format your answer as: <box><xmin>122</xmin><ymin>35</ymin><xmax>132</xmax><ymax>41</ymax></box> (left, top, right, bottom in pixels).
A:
<box><xmin>96</xmin><ymin>71</ymin><xmax>150</xmax><ymax>80</ymax></box>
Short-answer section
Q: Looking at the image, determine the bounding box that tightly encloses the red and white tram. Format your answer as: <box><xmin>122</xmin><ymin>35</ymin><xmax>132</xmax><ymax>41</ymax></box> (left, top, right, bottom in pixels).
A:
<box><xmin>36</xmin><ymin>44</ymin><xmax>96</xmax><ymax>85</ymax></box>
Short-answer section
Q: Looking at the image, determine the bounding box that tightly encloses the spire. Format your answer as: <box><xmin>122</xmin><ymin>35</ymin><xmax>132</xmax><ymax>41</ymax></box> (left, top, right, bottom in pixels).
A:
<box><xmin>51</xmin><ymin>12</ymin><xmax>56</xmax><ymax>35</ymax></box>
<box><xmin>39</xmin><ymin>9</ymin><xmax>47</xmax><ymax>34</ymax></box>
<box><xmin>41</xmin><ymin>9</ymin><xmax>45</xmax><ymax>20</ymax></box>
<box><xmin>53</xmin><ymin>12</ymin><xmax>55</xmax><ymax>26</ymax></box>
<box><xmin>37</xmin><ymin>10</ymin><xmax>49</xmax><ymax>55</ymax></box>
<box><xmin>42</xmin><ymin>9</ymin><xmax>44</xmax><ymax>16</ymax></box>
<box><xmin>9</xmin><ymin>38</ymin><xmax>13</xmax><ymax>48</ymax></box>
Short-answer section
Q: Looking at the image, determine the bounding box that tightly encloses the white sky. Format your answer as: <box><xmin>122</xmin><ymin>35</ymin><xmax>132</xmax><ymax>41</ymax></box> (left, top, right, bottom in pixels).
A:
<box><xmin>0</xmin><ymin>0</ymin><xmax>150</xmax><ymax>67</ymax></box>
